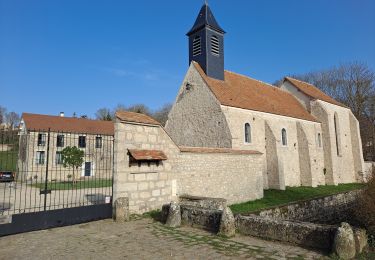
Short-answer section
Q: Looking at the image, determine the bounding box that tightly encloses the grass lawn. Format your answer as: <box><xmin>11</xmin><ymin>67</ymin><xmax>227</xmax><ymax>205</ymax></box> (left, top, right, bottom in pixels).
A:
<box><xmin>230</xmin><ymin>183</ymin><xmax>365</xmax><ymax>214</ymax></box>
<box><xmin>31</xmin><ymin>179</ymin><xmax>112</xmax><ymax>190</ymax></box>
<box><xmin>0</xmin><ymin>150</ymin><xmax>18</xmax><ymax>172</ymax></box>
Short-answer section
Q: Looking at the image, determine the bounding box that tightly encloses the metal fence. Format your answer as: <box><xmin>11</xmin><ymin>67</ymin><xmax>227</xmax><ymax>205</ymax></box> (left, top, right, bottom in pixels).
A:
<box><xmin>0</xmin><ymin>128</ymin><xmax>114</xmax><ymax>216</ymax></box>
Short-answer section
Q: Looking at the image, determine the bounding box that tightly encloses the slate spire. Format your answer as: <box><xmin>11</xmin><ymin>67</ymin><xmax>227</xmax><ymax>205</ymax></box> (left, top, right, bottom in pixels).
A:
<box><xmin>186</xmin><ymin>3</ymin><xmax>225</xmax><ymax>36</ymax></box>
<box><xmin>187</xmin><ymin>3</ymin><xmax>225</xmax><ymax>80</ymax></box>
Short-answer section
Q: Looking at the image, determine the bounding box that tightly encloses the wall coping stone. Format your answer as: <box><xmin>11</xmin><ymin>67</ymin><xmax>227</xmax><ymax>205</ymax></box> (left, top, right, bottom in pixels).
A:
<box><xmin>241</xmin><ymin>189</ymin><xmax>363</xmax><ymax>217</ymax></box>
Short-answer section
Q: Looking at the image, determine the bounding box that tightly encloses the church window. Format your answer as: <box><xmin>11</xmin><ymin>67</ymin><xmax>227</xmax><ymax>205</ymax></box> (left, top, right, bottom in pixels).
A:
<box><xmin>317</xmin><ymin>133</ymin><xmax>322</xmax><ymax>148</ymax></box>
<box><xmin>334</xmin><ymin>113</ymin><xmax>341</xmax><ymax>156</ymax></box>
<box><xmin>211</xmin><ymin>35</ymin><xmax>220</xmax><ymax>56</ymax></box>
<box><xmin>192</xmin><ymin>36</ymin><xmax>201</xmax><ymax>56</ymax></box>
<box><xmin>281</xmin><ymin>128</ymin><xmax>287</xmax><ymax>146</ymax></box>
<box><xmin>244</xmin><ymin>123</ymin><xmax>251</xmax><ymax>143</ymax></box>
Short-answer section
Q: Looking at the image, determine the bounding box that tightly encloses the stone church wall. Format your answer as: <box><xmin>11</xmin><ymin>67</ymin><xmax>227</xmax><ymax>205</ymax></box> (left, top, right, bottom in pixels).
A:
<box><xmin>165</xmin><ymin>64</ymin><xmax>232</xmax><ymax>148</ymax></box>
<box><xmin>311</xmin><ymin>100</ymin><xmax>360</xmax><ymax>184</ymax></box>
<box><xmin>114</xmin><ymin>120</ymin><xmax>263</xmax><ymax>214</ymax></box>
<box><xmin>349</xmin><ymin>112</ymin><xmax>366</xmax><ymax>182</ymax></box>
<box><xmin>221</xmin><ymin>105</ymin><xmax>324</xmax><ymax>189</ymax></box>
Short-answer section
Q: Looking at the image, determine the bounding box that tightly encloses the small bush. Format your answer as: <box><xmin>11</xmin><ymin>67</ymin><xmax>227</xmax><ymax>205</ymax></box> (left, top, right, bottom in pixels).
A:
<box><xmin>354</xmin><ymin>167</ymin><xmax>375</xmax><ymax>248</ymax></box>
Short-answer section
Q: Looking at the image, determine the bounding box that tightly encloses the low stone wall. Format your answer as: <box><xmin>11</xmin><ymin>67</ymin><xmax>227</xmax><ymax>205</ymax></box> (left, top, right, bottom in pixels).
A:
<box><xmin>253</xmin><ymin>190</ymin><xmax>361</xmax><ymax>224</ymax></box>
<box><xmin>161</xmin><ymin>196</ymin><xmax>224</xmax><ymax>232</ymax></box>
<box><xmin>236</xmin><ymin>214</ymin><xmax>337</xmax><ymax>250</ymax></box>
<box><xmin>114</xmin><ymin>119</ymin><xmax>264</xmax><ymax>214</ymax></box>
<box><xmin>176</xmin><ymin>151</ymin><xmax>263</xmax><ymax>205</ymax></box>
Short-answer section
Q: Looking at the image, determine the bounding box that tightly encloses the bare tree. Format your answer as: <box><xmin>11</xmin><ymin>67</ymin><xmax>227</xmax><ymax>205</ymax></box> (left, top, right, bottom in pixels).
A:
<box><xmin>125</xmin><ymin>104</ymin><xmax>151</xmax><ymax>115</ymax></box>
<box><xmin>95</xmin><ymin>108</ymin><xmax>112</xmax><ymax>121</ymax></box>
<box><xmin>153</xmin><ymin>103</ymin><xmax>172</xmax><ymax>126</ymax></box>
<box><xmin>0</xmin><ymin>106</ymin><xmax>6</xmax><ymax>125</ymax></box>
<box><xmin>276</xmin><ymin>62</ymin><xmax>375</xmax><ymax>160</ymax></box>
<box><xmin>5</xmin><ymin>112</ymin><xmax>20</xmax><ymax>129</ymax></box>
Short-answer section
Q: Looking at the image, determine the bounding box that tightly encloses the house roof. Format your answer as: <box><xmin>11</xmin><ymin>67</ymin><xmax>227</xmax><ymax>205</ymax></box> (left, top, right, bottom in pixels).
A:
<box><xmin>128</xmin><ymin>149</ymin><xmax>167</xmax><ymax>161</ymax></box>
<box><xmin>284</xmin><ymin>77</ymin><xmax>347</xmax><ymax>108</ymax></box>
<box><xmin>116</xmin><ymin>111</ymin><xmax>160</xmax><ymax>126</ymax></box>
<box><xmin>22</xmin><ymin>113</ymin><xmax>114</xmax><ymax>135</ymax></box>
<box><xmin>187</xmin><ymin>3</ymin><xmax>225</xmax><ymax>36</ymax></box>
<box><xmin>192</xmin><ymin>62</ymin><xmax>318</xmax><ymax>122</ymax></box>
<box><xmin>180</xmin><ymin>146</ymin><xmax>262</xmax><ymax>155</ymax></box>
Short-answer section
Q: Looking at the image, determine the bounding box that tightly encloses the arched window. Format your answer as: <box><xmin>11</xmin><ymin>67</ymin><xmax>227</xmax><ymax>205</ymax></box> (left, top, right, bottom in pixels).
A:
<box><xmin>244</xmin><ymin>123</ymin><xmax>251</xmax><ymax>143</ymax></box>
<box><xmin>334</xmin><ymin>113</ymin><xmax>341</xmax><ymax>155</ymax></box>
<box><xmin>317</xmin><ymin>133</ymin><xmax>322</xmax><ymax>148</ymax></box>
<box><xmin>192</xmin><ymin>36</ymin><xmax>201</xmax><ymax>56</ymax></box>
<box><xmin>211</xmin><ymin>35</ymin><xmax>220</xmax><ymax>56</ymax></box>
<box><xmin>281</xmin><ymin>128</ymin><xmax>287</xmax><ymax>146</ymax></box>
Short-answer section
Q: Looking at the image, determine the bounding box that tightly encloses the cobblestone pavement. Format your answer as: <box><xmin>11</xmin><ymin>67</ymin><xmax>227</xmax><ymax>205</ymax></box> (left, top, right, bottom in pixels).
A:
<box><xmin>0</xmin><ymin>218</ymin><xmax>327</xmax><ymax>259</ymax></box>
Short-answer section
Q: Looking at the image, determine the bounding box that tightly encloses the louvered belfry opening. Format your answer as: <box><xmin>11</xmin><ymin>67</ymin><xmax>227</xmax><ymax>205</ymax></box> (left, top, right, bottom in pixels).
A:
<box><xmin>187</xmin><ymin>3</ymin><xmax>225</xmax><ymax>80</ymax></box>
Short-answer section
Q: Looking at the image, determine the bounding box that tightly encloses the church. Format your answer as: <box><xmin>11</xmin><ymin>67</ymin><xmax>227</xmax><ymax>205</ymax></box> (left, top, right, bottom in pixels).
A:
<box><xmin>165</xmin><ymin>3</ymin><xmax>365</xmax><ymax>190</ymax></box>
<box><xmin>113</xmin><ymin>3</ymin><xmax>365</xmax><ymax>214</ymax></box>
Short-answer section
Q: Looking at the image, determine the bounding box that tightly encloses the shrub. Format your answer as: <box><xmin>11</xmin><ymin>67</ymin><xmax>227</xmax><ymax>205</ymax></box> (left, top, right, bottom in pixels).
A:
<box><xmin>354</xmin><ymin>167</ymin><xmax>375</xmax><ymax>247</ymax></box>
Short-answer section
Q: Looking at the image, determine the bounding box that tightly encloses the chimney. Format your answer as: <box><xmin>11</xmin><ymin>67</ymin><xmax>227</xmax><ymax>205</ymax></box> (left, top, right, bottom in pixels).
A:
<box><xmin>60</xmin><ymin>112</ymin><xmax>64</xmax><ymax>117</ymax></box>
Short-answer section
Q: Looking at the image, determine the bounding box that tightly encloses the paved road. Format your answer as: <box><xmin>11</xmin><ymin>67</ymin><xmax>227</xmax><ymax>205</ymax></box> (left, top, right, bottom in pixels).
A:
<box><xmin>0</xmin><ymin>218</ymin><xmax>326</xmax><ymax>259</ymax></box>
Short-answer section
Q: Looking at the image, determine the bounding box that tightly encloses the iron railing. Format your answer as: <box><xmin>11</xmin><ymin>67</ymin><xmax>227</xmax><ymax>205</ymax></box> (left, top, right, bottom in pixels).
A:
<box><xmin>0</xmin><ymin>128</ymin><xmax>114</xmax><ymax>216</ymax></box>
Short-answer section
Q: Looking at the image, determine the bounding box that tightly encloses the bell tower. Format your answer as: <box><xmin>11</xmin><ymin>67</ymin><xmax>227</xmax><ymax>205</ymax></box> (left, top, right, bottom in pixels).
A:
<box><xmin>187</xmin><ymin>3</ymin><xmax>225</xmax><ymax>80</ymax></box>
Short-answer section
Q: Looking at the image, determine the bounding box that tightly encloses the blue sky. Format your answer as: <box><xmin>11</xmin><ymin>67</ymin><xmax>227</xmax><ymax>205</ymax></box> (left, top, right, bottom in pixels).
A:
<box><xmin>1</xmin><ymin>0</ymin><xmax>374</xmax><ymax>118</ymax></box>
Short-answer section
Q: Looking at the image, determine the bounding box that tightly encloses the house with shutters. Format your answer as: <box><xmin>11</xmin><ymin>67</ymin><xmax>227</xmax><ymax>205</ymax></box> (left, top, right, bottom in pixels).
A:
<box><xmin>165</xmin><ymin>3</ymin><xmax>365</xmax><ymax>190</ymax></box>
<box><xmin>18</xmin><ymin>113</ymin><xmax>114</xmax><ymax>181</ymax></box>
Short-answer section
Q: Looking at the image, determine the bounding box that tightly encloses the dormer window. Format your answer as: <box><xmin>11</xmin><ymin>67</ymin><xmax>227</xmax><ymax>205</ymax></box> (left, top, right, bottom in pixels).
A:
<box><xmin>192</xmin><ymin>36</ymin><xmax>201</xmax><ymax>56</ymax></box>
<box><xmin>211</xmin><ymin>36</ymin><xmax>220</xmax><ymax>56</ymax></box>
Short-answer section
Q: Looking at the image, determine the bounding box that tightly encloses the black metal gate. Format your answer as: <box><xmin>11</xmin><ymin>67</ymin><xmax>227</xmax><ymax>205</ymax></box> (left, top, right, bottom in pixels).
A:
<box><xmin>0</xmin><ymin>128</ymin><xmax>113</xmax><ymax>236</ymax></box>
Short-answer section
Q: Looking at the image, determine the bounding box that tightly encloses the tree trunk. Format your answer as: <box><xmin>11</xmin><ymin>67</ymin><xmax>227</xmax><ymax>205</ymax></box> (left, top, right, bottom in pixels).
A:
<box><xmin>72</xmin><ymin>167</ymin><xmax>76</xmax><ymax>186</ymax></box>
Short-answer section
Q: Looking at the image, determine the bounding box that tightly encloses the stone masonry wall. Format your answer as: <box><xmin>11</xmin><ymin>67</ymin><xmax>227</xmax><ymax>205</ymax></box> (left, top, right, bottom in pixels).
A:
<box><xmin>349</xmin><ymin>112</ymin><xmax>366</xmax><ymax>182</ymax></box>
<box><xmin>221</xmin><ymin>105</ymin><xmax>324</xmax><ymax>189</ymax></box>
<box><xmin>176</xmin><ymin>152</ymin><xmax>263</xmax><ymax>204</ymax></box>
<box><xmin>114</xmin><ymin>120</ymin><xmax>264</xmax><ymax>214</ymax></box>
<box><xmin>255</xmin><ymin>190</ymin><xmax>361</xmax><ymax>224</ymax></box>
<box><xmin>165</xmin><ymin>63</ymin><xmax>232</xmax><ymax>148</ymax></box>
<box><xmin>236</xmin><ymin>214</ymin><xmax>337</xmax><ymax>250</ymax></box>
<box><xmin>311</xmin><ymin>100</ymin><xmax>360</xmax><ymax>185</ymax></box>
<box><xmin>114</xmin><ymin>122</ymin><xmax>180</xmax><ymax>213</ymax></box>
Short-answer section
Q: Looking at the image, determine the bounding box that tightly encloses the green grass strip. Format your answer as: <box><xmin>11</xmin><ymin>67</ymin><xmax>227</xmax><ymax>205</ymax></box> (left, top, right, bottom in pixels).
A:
<box><xmin>230</xmin><ymin>183</ymin><xmax>364</xmax><ymax>214</ymax></box>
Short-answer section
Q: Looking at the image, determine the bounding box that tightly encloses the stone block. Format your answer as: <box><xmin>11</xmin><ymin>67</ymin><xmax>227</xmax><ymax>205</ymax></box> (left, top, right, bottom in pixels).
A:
<box><xmin>353</xmin><ymin>228</ymin><xmax>368</xmax><ymax>255</ymax></box>
<box><xmin>156</xmin><ymin>180</ymin><xmax>165</xmax><ymax>188</ymax></box>
<box><xmin>138</xmin><ymin>182</ymin><xmax>149</xmax><ymax>190</ymax></box>
<box><xmin>148</xmin><ymin>135</ymin><xmax>157</xmax><ymax>143</ymax></box>
<box><xmin>134</xmin><ymin>133</ymin><xmax>147</xmax><ymax>143</ymax></box>
<box><xmin>333</xmin><ymin>222</ymin><xmax>356</xmax><ymax>259</ymax></box>
<box><xmin>165</xmin><ymin>202</ymin><xmax>181</xmax><ymax>228</ymax></box>
<box><xmin>141</xmin><ymin>143</ymin><xmax>151</xmax><ymax>149</ymax></box>
<box><xmin>161</xmin><ymin>188</ymin><xmax>170</xmax><ymax>196</ymax></box>
<box><xmin>218</xmin><ymin>207</ymin><xmax>235</xmax><ymax>237</ymax></box>
<box><xmin>140</xmin><ymin>191</ymin><xmax>151</xmax><ymax>199</ymax></box>
<box><xmin>114</xmin><ymin>197</ymin><xmax>130</xmax><ymax>222</ymax></box>
<box><xmin>123</xmin><ymin>183</ymin><xmax>138</xmax><ymax>192</ymax></box>
<box><xmin>146</xmin><ymin>172</ymin><xmax>158</xmax><ymax>181</ymax></box>
<box><xmin>134</xmin><ymin>174</ymin><xmax>146</xmax><ymax>181</ymax></box>
<box><xmin>126</xmin><ymin>133</ymin><xmax>133</xmax><ymax>140</ymax></box>
<box><xmin>152</xmin><ymin>189</ymin><xmax>161</xmax><ymax>196</ymax></box>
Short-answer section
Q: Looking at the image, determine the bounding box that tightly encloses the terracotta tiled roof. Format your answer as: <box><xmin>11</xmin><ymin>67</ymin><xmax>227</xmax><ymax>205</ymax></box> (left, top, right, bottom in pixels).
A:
<box><xmin>179</xmin><ymin>146</ymin><xmax>262</xmax><ymax>155</ymax></box>
<box><xmin>128</xmin><ymin>149</ymin><xmax>167</xmax><ymax>160</ymax></box>
<box><xmin>192</xmin><ymin>62</ymin><xmax>317</xmax><ymax>122</ymax></box>
<box><xmin>22</xmin><ymin>113</ymin><xmax>114</xmax><ymax>135</ymax></box>
<box><xmin>116</xmin><ymin>111</ymin><xmax>160</xmax><ymax>126</ymax></box>
<box><xmin>284</xmin><ymin>77</ymin><xmax>347</xmax><ymax>108</ymax></box>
